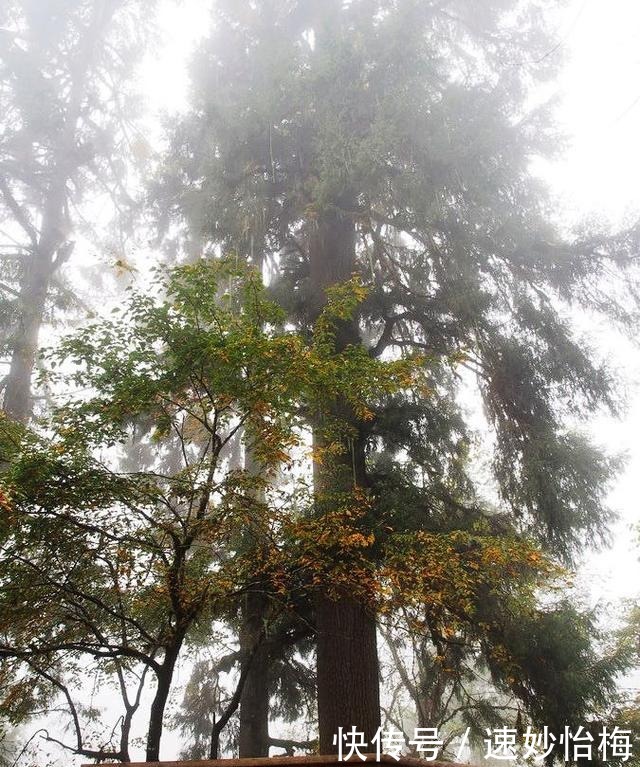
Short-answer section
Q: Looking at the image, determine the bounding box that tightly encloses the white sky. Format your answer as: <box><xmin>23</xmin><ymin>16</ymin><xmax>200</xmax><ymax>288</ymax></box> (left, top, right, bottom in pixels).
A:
<box><xmin>551</xmin><ymin>0</ymin><xmax>640</xmax><ymax>224</ymax></box>
<box><xmin>548</xmin><ymin>0</ymin><xmax>640</xmax><ymax>614</ymax></box>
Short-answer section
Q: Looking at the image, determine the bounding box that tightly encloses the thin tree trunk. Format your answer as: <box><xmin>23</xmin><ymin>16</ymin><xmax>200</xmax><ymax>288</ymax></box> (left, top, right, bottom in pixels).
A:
<box><xmin>238</xmin><ymin>587</ymin><xmax>271</xmax><ymax>757</ymax></box>
<box><xmin>146</xmin><ymin>647</ymin><xmax>180</xmax><ymax>763</ymax></box>
<box><xmin>3</xmin><ymin>251</ymin><xmax>51</xmax><ymax>421</ymax></box>
<box><xmin>237</xmin><ymin>252</ymin><xmax>272</xmax><ymax>758</ymax></box>
<box><xmin>120</xmin><ymin>712</ymin><xmax>132</xmax><ymax>764</ymax></box>
<box><xmin>4</xmin><ymin>172</ymin><xmax>69</xmax><ymax>422</ymax></box>
<box><xmin>2</xmin><ymin>1</ymin><xmax>121</xmax><ymax>422</ymax></box>
<box><xmin>209</xmin><ymin>629</ymin><xmax>264</xmax><ymax>760</ymax></box>
<box><xmin>308</xmin><ymin>204</ymin><xmax>381</xmax><ymax>753</ymax></box>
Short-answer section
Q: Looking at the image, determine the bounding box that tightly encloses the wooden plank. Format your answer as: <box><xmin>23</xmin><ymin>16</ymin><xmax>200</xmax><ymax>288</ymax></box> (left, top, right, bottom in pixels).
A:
<box><xmin>84</xmin><ymin>754</ymin><xmax>455</xmax><ymax>767</ymax></box>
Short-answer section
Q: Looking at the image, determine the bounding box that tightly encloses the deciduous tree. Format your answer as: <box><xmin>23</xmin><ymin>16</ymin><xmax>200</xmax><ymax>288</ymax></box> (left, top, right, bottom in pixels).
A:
<box><xmin>0</xmin><ymin>260</ymin><xmax>421</xmax><ymax>762</ymax></box>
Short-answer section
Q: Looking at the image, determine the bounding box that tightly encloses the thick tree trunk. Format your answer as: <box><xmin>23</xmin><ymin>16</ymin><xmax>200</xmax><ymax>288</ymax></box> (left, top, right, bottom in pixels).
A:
<box><xmin>308</xmin><ymin>205</ymin><xmax>381</xmax><ymax>753</ymax></box>
<box><xmin>316</xmin><ymin>594</ymin><xmax>381</xmax><ymax>754</ymax></box>
<box><xmin>238</xmin><ymin>587</ymin><xmax>271</xmax><ymax>758</ymax></box>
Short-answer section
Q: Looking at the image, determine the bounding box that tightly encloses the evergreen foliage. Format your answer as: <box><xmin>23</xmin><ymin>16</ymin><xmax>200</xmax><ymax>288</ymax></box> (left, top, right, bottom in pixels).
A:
<box><xmin>155</xmin><ymin>0</ymin><xmax>640</xmax><ymax>753</ymax></box>
<box><xmin>0</xmin><ymin>0</ymin><xmax>638</xmax><ymax>762</ymax></box>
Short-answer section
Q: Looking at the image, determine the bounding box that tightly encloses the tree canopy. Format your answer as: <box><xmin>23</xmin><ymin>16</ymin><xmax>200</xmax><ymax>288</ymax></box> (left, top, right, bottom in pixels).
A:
<box><xmin>0</xmin><ymin>259</ymin><xmax>431</xmax><ymax>760</ymax></box>
<box><xmin>157</xmin><ymin>0</ymin><xmax>640</xmax><ymax>755</ymax></box>
<box><xmin>1</xmin><ymin>0</ymin><xmax>640</xmax><ymax>764</ymax></box>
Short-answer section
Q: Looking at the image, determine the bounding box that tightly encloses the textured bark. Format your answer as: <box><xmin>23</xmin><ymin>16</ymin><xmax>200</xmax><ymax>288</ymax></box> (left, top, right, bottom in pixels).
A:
<box><xmin>316</xmin><ymin>594</ymin><xmax>381</xmax><ymax>754</ymax></box>
<box><xmin>238</xmin><ymin>588</ymin><xmax>271</xmax><ymax>758</ymax></box>
<box><xmin>308</xmin><ymin>205</ymin><xmax>381</xmax><ymax>753</ymax></box>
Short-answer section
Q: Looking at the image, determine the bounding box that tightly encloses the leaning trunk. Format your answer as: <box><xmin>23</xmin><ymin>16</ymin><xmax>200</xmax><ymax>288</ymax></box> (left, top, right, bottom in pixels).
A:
<box><xmin>146</xmin><ymin>647</ymin><xmax>180</xmax><ymax>763</ymax></box>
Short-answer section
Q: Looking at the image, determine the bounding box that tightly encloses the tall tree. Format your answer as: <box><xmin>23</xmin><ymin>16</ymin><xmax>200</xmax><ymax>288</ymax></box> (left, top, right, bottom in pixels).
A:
<box><xmin>158</xmin><ymin>0</ymin><xmax>640</xmax><ymax>753</ymax></box>
<box><xmin>0</xmin><ymin>0</ymin><xmax>151</xmax><ymax>422</ymax></box>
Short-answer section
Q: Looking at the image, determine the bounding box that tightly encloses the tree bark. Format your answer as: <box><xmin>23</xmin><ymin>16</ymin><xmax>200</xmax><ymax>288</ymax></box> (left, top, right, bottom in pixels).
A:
<box><xmin>146</xmin><ymin>647</ymin><xmax>180</xmax><ymax>763</ymax></box>
<box><xmin>238</xmin><ymin>587</ymin><xmax>271</xmax><ymax>758</ymax></box>
<box><xmin>316</xmin><ymin>593</ymin><xmax>381</xmax><ymax>754</ymax></box>
<box><xmin>3</xmin><ymin>251</ymin><xmax>51</xmax><ymax>422</ymax></box>
<box><xmin>308</xmin><ymin>204</ymin><xmax>381</xmax><ymax>753</ymax></box>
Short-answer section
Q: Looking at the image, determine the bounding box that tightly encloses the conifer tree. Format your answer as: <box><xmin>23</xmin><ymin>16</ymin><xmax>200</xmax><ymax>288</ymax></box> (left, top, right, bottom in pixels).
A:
<box><xmin>156</xmin><ymin>0</ymin><xmax>640</xmax><ymax>754</ymax></box>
